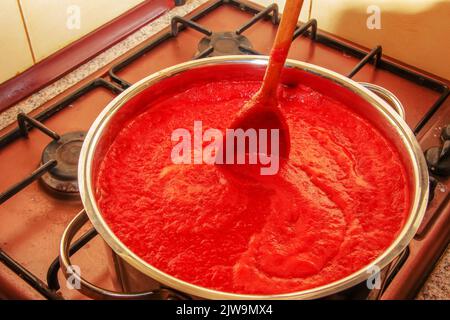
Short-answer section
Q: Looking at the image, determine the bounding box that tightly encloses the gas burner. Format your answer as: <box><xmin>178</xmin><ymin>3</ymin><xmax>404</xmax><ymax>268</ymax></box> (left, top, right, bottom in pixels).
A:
<box><xmin>425</xmin><ymin>124</ymin><xmax>450</xmax><ymax>177</ymax></box>
<box><xmin>197</xmin><ymin>31</ymin><xmax>253</xmax><ymax>56</ymax></box>
<box><xmin>40</xmin><ymin>131</ymin><xmax>85</xmax><ymax>195</ymax></box>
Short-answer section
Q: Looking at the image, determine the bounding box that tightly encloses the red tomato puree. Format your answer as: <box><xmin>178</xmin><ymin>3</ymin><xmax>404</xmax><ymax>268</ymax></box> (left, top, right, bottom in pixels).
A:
<box><xmin>96</xmin><ymin>79</ymin><xmax>410</xmax><ymax>294</ymax></box>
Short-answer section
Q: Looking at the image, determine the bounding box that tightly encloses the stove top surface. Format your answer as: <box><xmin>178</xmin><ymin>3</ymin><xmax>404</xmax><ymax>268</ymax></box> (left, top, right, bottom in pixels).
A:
<box><xmin>0</xmin><ymin>0</ymin><xmax>448</xmax><ymax>300</ymax></box>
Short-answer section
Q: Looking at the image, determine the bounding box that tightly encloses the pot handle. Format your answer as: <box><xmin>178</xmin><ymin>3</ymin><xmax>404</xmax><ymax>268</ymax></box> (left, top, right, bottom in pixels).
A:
<box><xmin>359</xmin><ymin>82</ymin><xmax>406</xmax><ymax>120</ymax></box>
<box><xmin>59</xmin><ymin>210</ymin><xmax>187</xmax><ymax>300</ymax></box>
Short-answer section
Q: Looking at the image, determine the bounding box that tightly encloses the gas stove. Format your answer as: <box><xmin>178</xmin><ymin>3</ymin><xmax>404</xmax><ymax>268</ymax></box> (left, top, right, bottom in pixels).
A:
<box><xmin>0</xmin><ymin>0</ymin><xmax>448</xmax><ymax>300</ymax></box>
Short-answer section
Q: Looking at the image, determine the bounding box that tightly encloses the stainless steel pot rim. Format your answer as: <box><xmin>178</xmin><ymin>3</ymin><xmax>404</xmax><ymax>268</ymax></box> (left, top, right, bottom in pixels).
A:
<box><xmin>78</xmin><ymin>55</ymin><xmax>429</xmax><ymax>299</ymax></box>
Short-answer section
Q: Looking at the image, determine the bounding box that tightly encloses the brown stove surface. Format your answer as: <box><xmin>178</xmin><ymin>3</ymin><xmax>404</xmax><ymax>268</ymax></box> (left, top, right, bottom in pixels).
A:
<box><xmin>0</xmin><ymin>0</ymin><xmax>448</xmax><ymax>300</ymax></box>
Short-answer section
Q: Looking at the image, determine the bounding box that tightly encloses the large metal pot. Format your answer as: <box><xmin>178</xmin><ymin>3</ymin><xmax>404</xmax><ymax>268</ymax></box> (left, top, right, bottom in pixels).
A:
<box><xmin>60</xmin><ymin>56</ymin><xmax>429</xmax><ymax>299</ymax></box>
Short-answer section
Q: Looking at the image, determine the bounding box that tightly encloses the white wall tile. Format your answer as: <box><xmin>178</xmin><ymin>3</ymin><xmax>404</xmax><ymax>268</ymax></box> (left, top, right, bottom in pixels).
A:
<box><xmin>20</xmin><ymin>0</ymin><xmax>145</xmax><ymax>62</ymax></box>
<box><xmin>0</xmin><ymin>0</ymin><xmax>34</xmax><ymax>84</ymax></box>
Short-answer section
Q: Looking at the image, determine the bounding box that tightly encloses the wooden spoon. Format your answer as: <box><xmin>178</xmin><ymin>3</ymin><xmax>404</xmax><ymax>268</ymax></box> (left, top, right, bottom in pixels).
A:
<box><xmin>229</xmin><ymin>0</ymin><xmax>305</xmax><ymax>159</ymax></box>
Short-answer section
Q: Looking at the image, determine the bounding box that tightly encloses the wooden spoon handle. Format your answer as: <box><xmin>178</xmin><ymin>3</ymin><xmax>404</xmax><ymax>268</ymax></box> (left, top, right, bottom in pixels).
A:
<box><xmin>259</xmin><ymin>0</ymin><xmax>305</xmax><ymax>100</ymax></box>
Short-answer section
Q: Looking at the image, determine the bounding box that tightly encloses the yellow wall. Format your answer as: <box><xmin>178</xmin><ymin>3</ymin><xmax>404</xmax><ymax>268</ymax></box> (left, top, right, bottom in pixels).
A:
<box><xmin>0</xmin><ymin>0</ymin><xmax>34</xmax><ymax>84</ymax></box>
<box><xmin>254</xmin><ymin>0</ymin><xmax>450</xmax><ymax>80</ymax></box>
<box><xmin>0</xmin><ymin>0</ymin><xmax>144</xmax><ymax>84</ymax></box>
<box><xmin>19</xmin><ymin>0</ymin><xmax>145</xmax><ymax>62</ymax></box>
<box><xmin>309</xmin><ymin>0</ymin><xmax>450</xmax><ymax>80</ymax></box>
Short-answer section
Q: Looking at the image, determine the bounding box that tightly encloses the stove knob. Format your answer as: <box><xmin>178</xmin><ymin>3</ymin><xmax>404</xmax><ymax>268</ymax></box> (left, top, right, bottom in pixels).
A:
<box><xmin>441</xmin><ymin>125</ymin><xmax>450</xmax><ymax>141</ymax></box>
<box><xmin>425</xmin><ymin>144</ymin><xmax>450</xmax><ymax>177</ymax></box>
<box><xmin>428</xmin><ymin>175</ymin><xmax>438</xmax><ymax>203</ymax></box>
